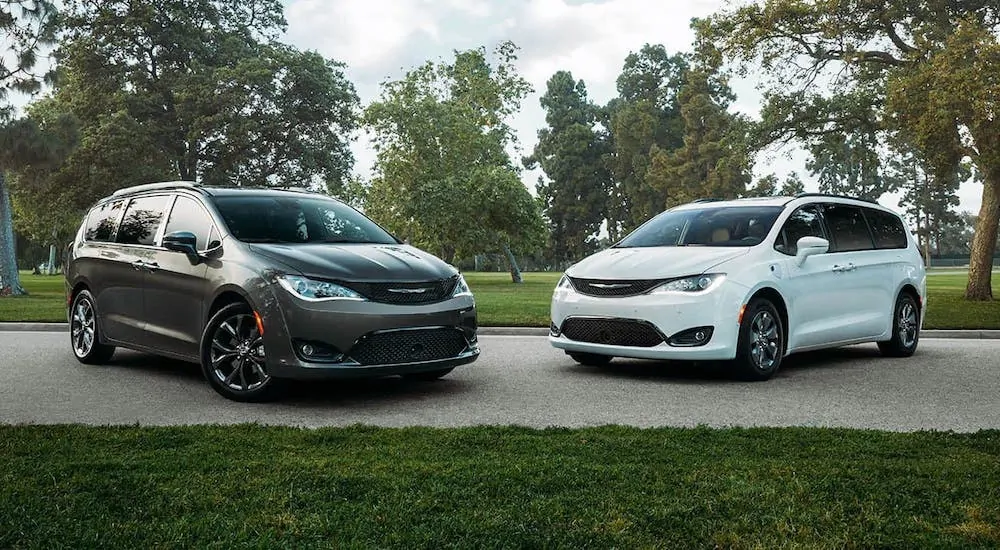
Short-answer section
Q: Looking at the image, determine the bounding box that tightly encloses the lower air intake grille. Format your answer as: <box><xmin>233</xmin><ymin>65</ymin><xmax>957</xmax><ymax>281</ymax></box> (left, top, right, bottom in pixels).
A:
<box><xmin>560</xmin><ymin>318</ymin><xmax>665</xmax><ymax>347</ymax></box>
<box><xmin>348</xmin><ymin>328</ymin><xmax>469</xmax><ymax>365</ymax></box>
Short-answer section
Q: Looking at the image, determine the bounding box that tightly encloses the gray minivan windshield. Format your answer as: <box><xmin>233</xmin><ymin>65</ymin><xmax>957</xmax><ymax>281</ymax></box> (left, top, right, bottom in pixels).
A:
<box><xmin>214</xmin><ymin>195</ymin><xmax>399</xmax><ymax>245</ymax></box>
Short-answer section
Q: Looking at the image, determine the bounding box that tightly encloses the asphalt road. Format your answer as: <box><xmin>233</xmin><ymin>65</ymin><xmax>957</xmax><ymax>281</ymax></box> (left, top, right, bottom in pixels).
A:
<box><xmin>1</xmin><ymin>332</ymin><xmax>998</xmax><ymax>432</ymax></box>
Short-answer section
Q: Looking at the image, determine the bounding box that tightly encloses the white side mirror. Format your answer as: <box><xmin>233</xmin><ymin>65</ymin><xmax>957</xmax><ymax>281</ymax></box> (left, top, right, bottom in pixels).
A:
<box><xmin>795</xmin><ymin>236</ymin><xmax>829</xmax><ymax>266</ymax></box>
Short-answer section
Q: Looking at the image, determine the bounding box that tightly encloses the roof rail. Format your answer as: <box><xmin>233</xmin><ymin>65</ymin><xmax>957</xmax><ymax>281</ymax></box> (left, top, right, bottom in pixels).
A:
<box><xmin>111</xmin><ymin>181</ymin><xmax>200</xmax><ymax>197</ymax></box>
<box><xmin>793</xmin><ymin>192</ymin><xmax>879</xmax><ymax>204</ymax></box>
<box><xmin>692</xmin><ymin>198</ymin><xmax>722</xmax><ymax>203</ymax></box>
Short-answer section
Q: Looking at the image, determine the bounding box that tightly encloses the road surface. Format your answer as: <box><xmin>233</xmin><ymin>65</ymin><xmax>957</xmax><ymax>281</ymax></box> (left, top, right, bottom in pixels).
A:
<box><xmin>1</xmin><ymin>332</ymin><xmax>997</xmax><ymax>432</ymax></box>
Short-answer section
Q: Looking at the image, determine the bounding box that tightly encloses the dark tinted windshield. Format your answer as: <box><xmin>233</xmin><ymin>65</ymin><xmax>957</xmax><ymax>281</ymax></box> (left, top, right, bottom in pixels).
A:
<box><xmin>616</xmin><ymin>205</ymin><xmax>784</xmax><ymax>248</ymax></box>
<box><xmin>213</xmin><ymin>195</ymin><xmax>399</xmax><ymax>245</ymax></box>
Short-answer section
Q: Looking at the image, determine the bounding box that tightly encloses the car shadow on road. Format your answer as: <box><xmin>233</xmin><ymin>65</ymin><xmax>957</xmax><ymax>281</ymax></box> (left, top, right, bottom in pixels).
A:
<box><xmin>104</xmin><ymin>350</ymin><xmax>472</xmax><ymax>406</ymax></box>
<box><xmin>561</xmin><ymin>344</ymin><xmax>886</xmax><ymax>384</ymax></box>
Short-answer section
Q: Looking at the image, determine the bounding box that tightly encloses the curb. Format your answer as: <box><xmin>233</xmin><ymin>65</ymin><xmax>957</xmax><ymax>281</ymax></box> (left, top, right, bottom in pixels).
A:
<box><xmin>1</xmin><ymin>323</ymin><xmax>998</xmax><ymax>339</ymax></box>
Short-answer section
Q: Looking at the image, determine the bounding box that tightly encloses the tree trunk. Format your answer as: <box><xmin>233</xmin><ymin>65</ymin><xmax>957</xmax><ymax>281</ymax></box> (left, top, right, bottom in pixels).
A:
<box><xmin>923</xmin><ymin>210</ymin><xmax>932</xmax><ymax>267</ymax></box>
<box><xmin>502</xmin><ymin>243</ymin><xmax>523</xmax><ymax>284</ymax></box>
<box><xmin>966</xmin><ymin>178</ymin><xmax>999</xmax><ymax>300</ymax></box>
<box><xmin>0</xmin><ymin>173</ymin><xmax>28</xmax><ymax>296</ymax></box>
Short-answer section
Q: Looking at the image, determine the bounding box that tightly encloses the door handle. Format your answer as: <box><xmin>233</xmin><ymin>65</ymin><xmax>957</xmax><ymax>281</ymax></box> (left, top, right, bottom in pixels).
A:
<box><xmin>131</xmin><ymin>260</ymin><xmax>145</xmax><ymax>270</ymax></box>
<box><xmin>144</xmin><ymin>261</ymin><xmax>160</xmax><ymax>272</ymax></box>
<box><xmin>832</xmin><ymin>262</ymin><xmax>856</xmax><ymax>272</ymax></box>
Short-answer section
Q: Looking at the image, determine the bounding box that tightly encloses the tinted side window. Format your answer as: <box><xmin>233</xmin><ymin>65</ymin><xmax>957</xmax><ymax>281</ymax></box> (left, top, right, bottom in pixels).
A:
<box><xmin>824</xmin><ymin>204</ymin><xmax>874</xmax><ymax>252</ymax></box>
<box><xmin>864</xmin><ymin>207</ymin><xmax>907</xmax><ymax>249</ymax></box>
<box><xmin>115</xmin><ymin>195</ymin><xmax>170</xmax><ymax>246</ymax></box>
<box><xmin>84</xmin><ymin>200</ymin><xmax>126</xmax><ymax>242</ymax></box>
<box><xmin>775</xmin><ymin>205</ymin><xmax>825</xmax><ymax>255</ymax></box>
<box><xmin>163</xmin><ymin>195</ymin><xmax>215</xmax><ymax>251</ymax></box>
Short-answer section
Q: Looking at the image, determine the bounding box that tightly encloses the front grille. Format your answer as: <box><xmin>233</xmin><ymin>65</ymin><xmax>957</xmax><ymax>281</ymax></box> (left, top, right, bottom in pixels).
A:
<box><xmin>560</xmin><ymin>317</ymin><xmax>665</xmax><ymax>347</ymax></box>
<box><xmin>344</xmin><ymin>277</ymin><xmax>459</xmax><ymax>305</ymax></box>
<box><xmin>348</xmin><ymin>328</ymin><xmax>469</xmax><ymax>365</ymax></box>
<box><xmin>568</xmin><ymin>277</ymin><xmax>666</xmax><ymax>297</ymax></box>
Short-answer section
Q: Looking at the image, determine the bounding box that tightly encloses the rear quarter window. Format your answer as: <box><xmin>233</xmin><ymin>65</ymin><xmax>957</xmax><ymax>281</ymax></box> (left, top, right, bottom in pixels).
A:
<box><xmin>84</xmin><ymin>200</ymin><xmax>126</xmax><ymax>242</ymax></box>
<box><xmin>864</xmin><ymin>207</ymin><xmax>908</xmax><ymax>249</ymax></box>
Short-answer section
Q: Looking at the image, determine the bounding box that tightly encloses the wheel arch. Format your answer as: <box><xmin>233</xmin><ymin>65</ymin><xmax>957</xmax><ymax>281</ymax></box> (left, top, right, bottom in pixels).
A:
<box><xmin>741</xmin><ymin>286</ymin><xmax>789</xmax><ymax>351</ymax></box>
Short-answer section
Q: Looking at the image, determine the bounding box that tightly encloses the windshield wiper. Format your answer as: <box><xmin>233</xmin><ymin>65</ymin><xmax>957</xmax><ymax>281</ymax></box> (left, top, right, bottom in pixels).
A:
<box><xmin>241</xmin><ymin>237</ymin><xmax>291</xmax><ymax>243</ymax></box>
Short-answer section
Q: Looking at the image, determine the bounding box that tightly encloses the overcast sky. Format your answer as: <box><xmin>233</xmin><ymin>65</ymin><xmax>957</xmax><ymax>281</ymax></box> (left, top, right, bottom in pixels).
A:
<box><xmin>280</xmin><ymin>0</ymin><xmax>984</xmax><ymax>217</ymax></box>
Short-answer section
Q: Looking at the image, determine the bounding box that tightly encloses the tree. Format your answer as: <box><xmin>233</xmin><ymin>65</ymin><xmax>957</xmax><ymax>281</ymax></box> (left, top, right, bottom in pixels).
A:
<box><xmin>604</xmin><ymin>44</ymin><xmax>688</xmax><ymax>239</ymax></box>
<box><xmin>363</xmin><ymin>42</ymin><xmax>545</xmax><ymax>283</ymax></box>
<box><xmin>523</xmin><ymin>71</ymin><xmax>610</xmax><ymax>265</ymax></box>
<box><xmin>53</xmin><ymin>0</ymin><xmax>359</xmax><ymax>188</ymax></box>
<box><xmin>1</xmin><ymin>0</ymin><xmax>59</xmax><ymax>296</ymax></box>
<box><xmin>806</xmin><ymin>132</ymin><xmax>901</xmax><ymax>200</ymax></box>
<box><xmin>697</xmin><ymin>1</ymin><xmax>1000</xmax><ymax>300</ymax></box>
<box><xmin>645</xmin><ymin>39</ymin><xmax>753</xmax><ymax>207</ymax></box>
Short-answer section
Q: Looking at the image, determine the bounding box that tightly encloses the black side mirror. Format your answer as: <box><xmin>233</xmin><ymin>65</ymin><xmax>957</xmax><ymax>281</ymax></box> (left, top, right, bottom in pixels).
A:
<box><xmin>163</xmin><ymin>231</ymin><xmax>199</xmax><ymax>257</ymax></box>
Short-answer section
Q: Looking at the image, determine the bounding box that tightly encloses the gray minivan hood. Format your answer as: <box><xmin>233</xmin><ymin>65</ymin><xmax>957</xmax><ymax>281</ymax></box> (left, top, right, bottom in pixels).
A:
<box><xmin>249</xmin><ymin>243</ymin><xmax>458</xmax><ymax>282</ymax></box>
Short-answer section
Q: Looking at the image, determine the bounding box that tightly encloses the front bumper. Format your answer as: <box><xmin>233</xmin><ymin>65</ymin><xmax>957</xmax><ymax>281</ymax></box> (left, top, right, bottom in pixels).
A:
<box><xmin>256</xmin><ymin>287</ymin><xmax>479</xmax><ymax>380</ymax></box>
<box><xmin>549</xmin><ymin>280</ymin><xmax>747</xmax><ymax>361</ymax></box>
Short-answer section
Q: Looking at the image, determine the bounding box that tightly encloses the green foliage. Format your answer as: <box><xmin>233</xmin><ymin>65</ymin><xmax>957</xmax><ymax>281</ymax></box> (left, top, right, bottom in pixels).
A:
<box><xmin>603</xmin><ymin>44</ymin><xmax>687</xmax><ymax>239</ymax></box>
<box><xmin>363</xmin><ymin>42</ymin><xmax>545</xmax><ymax>274</ymax></box>
<box><xmin>523</xmin><ymin>71</ymin><xmax>611</xmax><ymax>265</ymax></box>
<box><xmin>646</xmin><ymin>40</ymin><xmax>752</xmax><ymax>208</ymax></box>
<box><xmin>0</xmin><ymin>0</ymin><xmax>58</xmax><ymax>106</ymax></box>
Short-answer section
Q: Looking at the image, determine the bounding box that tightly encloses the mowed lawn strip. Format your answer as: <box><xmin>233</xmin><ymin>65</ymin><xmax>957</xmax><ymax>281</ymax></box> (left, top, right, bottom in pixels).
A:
<box><xmin>1</xmin><ymin>425</ymin><xmax>998</xmax><ymax>548</ymax></box>
<box><xmin>4</xmin><ymin>270</ymin><xmax>1000</xmax><ymax>329</ymax></box>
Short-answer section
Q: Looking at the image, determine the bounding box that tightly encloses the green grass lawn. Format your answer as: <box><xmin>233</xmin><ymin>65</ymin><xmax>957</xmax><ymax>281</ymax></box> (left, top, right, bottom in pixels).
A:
<box><xmin>3</xmin><ymin>269</ymin><xmax>999</xmax><ymax>329</ymax></box>
<box><xmin>1</xmin><ymin>424</ymin><xmax>998</xmax><ymax>548</ymax></box>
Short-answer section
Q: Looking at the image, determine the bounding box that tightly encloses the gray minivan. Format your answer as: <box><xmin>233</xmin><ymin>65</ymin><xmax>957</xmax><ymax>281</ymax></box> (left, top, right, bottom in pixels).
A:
<box><xmin>65</xmin><ymin>181</ymin><xmax>479</xmax><ymax>401</ymax></box>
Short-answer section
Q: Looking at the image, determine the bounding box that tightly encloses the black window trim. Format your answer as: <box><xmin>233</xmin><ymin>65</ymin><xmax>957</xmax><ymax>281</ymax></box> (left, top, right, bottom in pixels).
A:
<box><xmin>161</xmin><ymin>192</ymin><xmax>222</xmax><ymax>253</ymax></box>
<box><xmin>773</xmin><ymin>203</ymin><xmax>828</xmax><ymax>257</ymax></box>
<box><xmin>820</xmin><ymin>202</ymin><xmax>877</xmax><ymax>254</ymax></box>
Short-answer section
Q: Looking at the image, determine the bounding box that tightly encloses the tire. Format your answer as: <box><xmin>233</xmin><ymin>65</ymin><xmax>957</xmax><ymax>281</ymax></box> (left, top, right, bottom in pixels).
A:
<box><xmin>200</xmin><ymin>301</ymin><xmax>284</xmax><ymax>402</ymax></box>
<box><xmin>733</xmin><ymin>298</ymin><xmax>785</xmax><ymax>381</ymax></box>
<box><xmin>403</xmin><ymin>367</ymin><xmax>455</xmax><ymax>382</ymax></box>
<box><xmin>878</xmin><ymin>292</ymin><xmax>920</xmax><ymax>358</ymax></box>
<box><xmin>69</xmin><ymin>289</ymin><xmax>116</xmax><ymax>364</ymax></box>
<box><xmin>568</xmin><ymin>352</ymin><xmax>613</xmax><ymax>366</ymax></box>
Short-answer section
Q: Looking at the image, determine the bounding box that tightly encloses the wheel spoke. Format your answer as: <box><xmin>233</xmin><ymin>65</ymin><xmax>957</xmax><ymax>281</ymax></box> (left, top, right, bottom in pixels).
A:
<box><xmin>212</xmin><ymin>339</ymin><xmax>236</xmax><ymax>354</ymax></box>
<box><xmin>224</xmin><ymin>358</ymin><xmax>242</xmax><ymax>386</ymax></box>
<box><xmin>212</xmin><ymin>352</ymin><xmax>237</xmax><ymax>367</ymax></box>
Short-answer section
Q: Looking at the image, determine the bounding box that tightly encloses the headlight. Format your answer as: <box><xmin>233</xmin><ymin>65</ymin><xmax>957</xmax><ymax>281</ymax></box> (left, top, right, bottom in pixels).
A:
<box><xmin>554</xmin><ymin>275</ymin><xmax>574</xmax><ymax>293</ymax></box>
<box><xmin>276</xmin><ymin>275</ymin><xmax>366</xmax><ymax>301</ymax></box>
<box><xmin>652</xmin><ymin>274</ymin><xmax>725</xmax><ymax>294</ymax></box>
<box><xmin>453</xmin><ymin>274</ymin><xmax>472</xmax><ymax>297</ymax></box>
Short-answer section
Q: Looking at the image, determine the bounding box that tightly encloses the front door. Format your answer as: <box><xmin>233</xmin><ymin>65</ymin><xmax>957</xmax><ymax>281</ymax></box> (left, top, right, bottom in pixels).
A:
<box><xmin>140</xmin><ymin>194</ymin><xmax>218</xmax><ymax>359</ymax></box>
<box><xmin>776</xmin><ymin>205</ymin><xmax>861</xmax><ymax>350</ymax></box>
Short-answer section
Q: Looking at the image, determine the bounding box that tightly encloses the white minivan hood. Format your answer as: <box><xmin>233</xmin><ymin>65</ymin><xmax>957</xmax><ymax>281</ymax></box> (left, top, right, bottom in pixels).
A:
<box><xmin>566</xmin><ymin>246</ymin><xmax>749</xmax><ymax>280</ymax></box>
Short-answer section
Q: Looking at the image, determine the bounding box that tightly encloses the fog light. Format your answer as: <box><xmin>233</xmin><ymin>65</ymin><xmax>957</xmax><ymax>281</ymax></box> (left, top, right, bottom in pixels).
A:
<box><xmin>550</xmin><ymin>322</ymin><xmax>561</xmax><ymax>337</ymax></box>
<box><xmin>668</xmin><ymin>326</ymin><xmax>714</xmax><ymax>347</ymax></box>
<box><xmin>301</xmin><ymin>344</ymin><xmax>315</xmax><ymax>356</ymax></box>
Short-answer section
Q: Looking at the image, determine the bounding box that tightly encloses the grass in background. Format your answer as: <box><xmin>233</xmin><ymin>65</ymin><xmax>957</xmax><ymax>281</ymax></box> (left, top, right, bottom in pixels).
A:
<box><xmin>3</xmin><ymin>270</ymin><xmax>999</xmax><ymax>329</ymax></box>
<box><xmin>0</xmin><ymin>271</ymin><xmax>66</xmax><ymax>323</ymax></box>
<box><xmin>924</xmin><ymin>272</ymin><xmax>1000</xmax><ymax>329</ymax></box>
<box><xmin>464</xmin><ymin>271</ymin><xmax>560</xmax><ymax>326</ymax></box>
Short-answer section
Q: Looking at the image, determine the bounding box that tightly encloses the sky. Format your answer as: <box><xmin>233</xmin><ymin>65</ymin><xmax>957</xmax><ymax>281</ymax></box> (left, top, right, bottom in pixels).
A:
<box><xmin>279</xmin><ymin>0</ymin><xmax>985</xmax><ymax>218</ymax></box>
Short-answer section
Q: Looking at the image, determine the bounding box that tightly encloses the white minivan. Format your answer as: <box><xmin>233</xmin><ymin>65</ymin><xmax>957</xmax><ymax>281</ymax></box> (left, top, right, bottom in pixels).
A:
<box><xmin>549</xmin><ymin>194</ymin><xmax>927</xmax><ymax>380</ymax></box>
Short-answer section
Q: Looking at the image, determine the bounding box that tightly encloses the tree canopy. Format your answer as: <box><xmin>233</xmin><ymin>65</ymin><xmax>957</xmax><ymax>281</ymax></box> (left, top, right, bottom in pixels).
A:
<box><xmin>697</xmin><ymin>0</ymin><xmax>1000</xmax><ymax>299</ymax></box>
<box><xmin>363</xmin><ymin>42</ymin><xmax>545</xmax><ymax>282</ymax></box>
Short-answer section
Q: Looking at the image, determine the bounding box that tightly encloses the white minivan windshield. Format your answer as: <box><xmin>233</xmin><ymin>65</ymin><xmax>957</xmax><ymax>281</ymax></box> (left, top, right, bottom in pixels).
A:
<box><xmin>615</xmin><ymin>205</ymin><xmax>784</xmax><ymax>248</ymax></box>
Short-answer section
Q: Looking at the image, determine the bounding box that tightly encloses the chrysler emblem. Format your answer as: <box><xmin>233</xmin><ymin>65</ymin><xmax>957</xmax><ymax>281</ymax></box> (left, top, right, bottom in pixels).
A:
<box><xmin>589</xmin><ymin>283</ymin><xmax>631</xmax><ymax>289</ymax></box>
<box><xmin>388</xmin><ymin>287</ymin><xmax>430</xmax><ymax>294</ymax></box>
